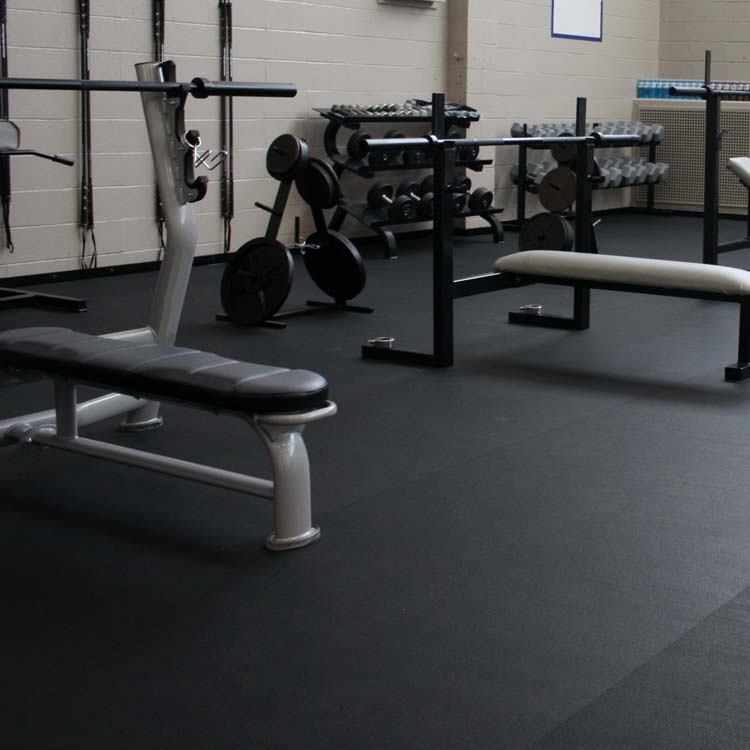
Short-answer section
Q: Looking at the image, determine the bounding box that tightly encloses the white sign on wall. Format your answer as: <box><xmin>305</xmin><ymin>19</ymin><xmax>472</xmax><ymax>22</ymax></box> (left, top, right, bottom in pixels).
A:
<box><xmin>552</xmin><ymin>0</ymin><xmax>603</xmax><ymax>42</ymax></box>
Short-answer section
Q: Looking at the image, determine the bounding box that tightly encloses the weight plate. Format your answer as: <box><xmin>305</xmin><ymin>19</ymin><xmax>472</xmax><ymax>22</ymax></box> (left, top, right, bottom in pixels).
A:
<box><xmin>266</xmin><ymin>134</ymin><xmax>309</xmax><ymax>181</ymax></box>
<box><xmin>550</xmin><ymin>133</ymin><xmax>576</xmax><ymax>164</ymax></box>
<box><xmin>538</xmin><ymin>167</ymin><xmax>577</xmax><ymax>213</ymax></box>
<box><xmin>220</xmin><ymin>238</ymin><xmax>294</xmax><ymax>325</ymax></box>
<box><xmin>303</xmin><ymin>230</ymin><xmax>366</xmax><ymax>302</ymax></box>
<box><xmin>519</xmin><ymin>213</ymin><xmax>574</xmax><ymax>252</ymax></box>
<box><xmin>295</xmin><ymin>158</ymin><xmax>341</xmax><ymax>209</ymax></box>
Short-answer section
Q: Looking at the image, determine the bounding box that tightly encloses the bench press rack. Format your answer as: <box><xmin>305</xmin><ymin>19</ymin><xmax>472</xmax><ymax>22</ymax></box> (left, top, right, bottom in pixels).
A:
<box><xmin>360</xmin><ymin>96</ymin><xmax>638</xmax><ymax>367</ymax></box>
<box><xmin>0</xmin><ymin>62</ymin><xmax>336</xmax><ymax>551</ymax></box>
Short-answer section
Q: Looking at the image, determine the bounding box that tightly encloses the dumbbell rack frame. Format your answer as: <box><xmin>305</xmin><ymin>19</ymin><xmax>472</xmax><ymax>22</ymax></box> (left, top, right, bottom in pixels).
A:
<box><xmin>317</xmin><ymin>109</ymin><xmax>502</xmax><ymax>259</ymax></box>
<box><xmin>508</xmin><ymin>131</ymin><xmax>662</xmax><ymax>231</ymax></box>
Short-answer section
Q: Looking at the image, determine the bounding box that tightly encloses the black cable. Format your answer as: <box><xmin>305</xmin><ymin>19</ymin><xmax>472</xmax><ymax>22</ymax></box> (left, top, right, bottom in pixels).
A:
<box><xmin>78</xmin><ymin>0</ymin><xmax>97</xmax><ymax>269</ymax></box>
<box><xmin>0</xmin><ymin>0</ymin><xmax>14</xmax><ymax>253</ymax></box>
<box><xmin>219</xmin><ymin>0</ymin><xmax>234</xmax><ymax>254</ymax></box>
<box><xmin>153</xmin><ymin>0</ymin><xmax>166</xmax><ymax>260</ymax></box>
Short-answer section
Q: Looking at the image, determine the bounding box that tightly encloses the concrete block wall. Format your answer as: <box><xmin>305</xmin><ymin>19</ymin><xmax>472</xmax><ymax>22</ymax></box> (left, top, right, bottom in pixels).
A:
<box><xmin>660</xmin><ymin>1</ymin><xmax>750</xmax><ymax>81</ymax></box>
<box><xmin>0</xmin><ymin>0</ymin><xmax>447</xmax><ymax>278</ymax></box>
<box><xmin>465</xmin><ymin>0</ymin><xmax>661</xmax><ymax>220</ymax></box>
<box><xmin>1</xmin><ymin>0</ymin><xmax>743</xmax><ymax>278</ymax></box>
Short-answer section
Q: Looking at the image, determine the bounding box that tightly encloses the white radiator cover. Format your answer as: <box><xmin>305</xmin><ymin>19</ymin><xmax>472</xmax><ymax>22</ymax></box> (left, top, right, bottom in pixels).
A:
<box><xmin>633</xmin><ymin>100</ymin><xmax>750</xmax><ymax>213</ymax></box>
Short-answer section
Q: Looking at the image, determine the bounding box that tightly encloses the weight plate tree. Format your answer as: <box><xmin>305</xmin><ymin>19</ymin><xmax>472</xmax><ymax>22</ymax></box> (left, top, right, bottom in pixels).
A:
<box><xmin>303</xmin><ymin>230</ymin><xmax>366</xmax><ymax>302</ymax></box>
<box><xmin>220</xmin><ymin>237</ymin><xmax>294</xmax><ymax>325</ymax></box>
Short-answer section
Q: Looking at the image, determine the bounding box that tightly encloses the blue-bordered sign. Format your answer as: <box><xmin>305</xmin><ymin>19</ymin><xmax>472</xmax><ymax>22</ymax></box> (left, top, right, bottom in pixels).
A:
<box><xmin>552</xmin><ymin>0</ymin><xmax>603</xmax><ymax>42</ymax></box>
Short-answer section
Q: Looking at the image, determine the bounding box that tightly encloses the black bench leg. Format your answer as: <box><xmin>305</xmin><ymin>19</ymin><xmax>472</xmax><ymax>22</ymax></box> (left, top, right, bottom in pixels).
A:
<box><xmin>508</xmin><ymin>284</ymin><xmax>591</xmax><ymax>331</ymax></box>
<box><xmin>725</xmin><ymin>300</ymin><xmax>750</xmax><ymax>381</ymax></box>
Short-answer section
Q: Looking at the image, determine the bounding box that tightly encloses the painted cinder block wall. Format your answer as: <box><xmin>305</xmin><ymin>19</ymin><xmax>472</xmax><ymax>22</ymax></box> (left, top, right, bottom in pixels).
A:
<box><xmin>462</xmin><ymin>0</ymin><xmax>661</xmax><ymax>218</ymax></box>
<box><xmin>660</xmin><ymin>1</ymin><xmax>750</xmax><ymax>80</ymax></box>
<box><xmin>0</xmin><ymin>0</ymin><xmax>742</xmax><ymax>278</ymax></box>
<box><xmin>0</xmin><ymin>0</ymin><xmax>448</xmax><ymax>278</ymax></box>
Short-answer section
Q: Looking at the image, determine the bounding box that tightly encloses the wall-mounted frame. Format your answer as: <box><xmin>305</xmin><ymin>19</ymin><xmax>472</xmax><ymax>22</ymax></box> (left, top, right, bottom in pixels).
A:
<box><xmin>552</xmin><ymin>0</ymin><xmax>603</xmax><ymax>42</ymax></box>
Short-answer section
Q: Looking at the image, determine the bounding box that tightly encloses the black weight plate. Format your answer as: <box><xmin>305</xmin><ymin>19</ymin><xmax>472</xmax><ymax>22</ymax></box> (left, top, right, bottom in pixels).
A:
<box><xmin>266</xmin><ymin>134</ymin><xmax>309</xmax><ymax>181</ymax></box>
<box><xmin>550</xmin><ymin>133</ymin><xmax>576</xmax><ymax>164</ymax></box>
<box><xmin>538</xmin><ymin>167</ymin><xmax>577</xmax><ymax>213</ymax></box>
<box><xmin>303</xmin><ymin>230</ymin><xmax>366</xmax><ymax>302</ymax></box>
<box><xmin>519</xmin><ymin>213</ymin><xmax>574</xmax><ymax>252</ymax></box>
<box><xmin>420</xmin><ymin>174</ymin><xmax>434</xmax><ymax>195</ymax></box>
<box><xmin>220</xmin><ymin>238</ymin><xmax>294</xmax><ymax>325</ymax></box>
<box><xmin>295</xmin><ymin>158</ymin><xmax>341</xmax><ymax>209</ymax></box>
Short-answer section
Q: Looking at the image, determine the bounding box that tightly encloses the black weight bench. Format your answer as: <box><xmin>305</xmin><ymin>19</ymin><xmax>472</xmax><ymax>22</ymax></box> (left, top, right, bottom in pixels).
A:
<box><xmin>492</xmin><ymin>251</ymin><xmax>750</xmax><ymax>381</ymax></box>
<box><xmin>0</xmin><ymin>327</ymin><xmax>336</xmax><ymax>550</ymax></box>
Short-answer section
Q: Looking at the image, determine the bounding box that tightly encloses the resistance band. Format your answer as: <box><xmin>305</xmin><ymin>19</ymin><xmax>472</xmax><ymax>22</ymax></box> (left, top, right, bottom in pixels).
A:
<box><xmin>219</xmin><ymin>0</ymin><xmax>234</xmax><ymax>254</ymax></box>
<box><xmin>0</xmin><ymin>0</ymin><xmax>13</xmax><ymax>253</ymax></box>
<box><xmin>78</xmin><ymin>0</ymin><xmax>97</xmax><ymax>269</ymax></box>
<box><xmin>153</xmin><ymin>0</ymin><xmax>166</xmax><ymax>259</ymax></box>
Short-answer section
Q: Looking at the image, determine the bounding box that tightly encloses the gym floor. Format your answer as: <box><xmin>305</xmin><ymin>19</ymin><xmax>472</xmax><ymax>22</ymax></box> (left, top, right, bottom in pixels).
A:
<box><xmin>4</xmin><ymin>212</ymin><xmax>750</xmax><ymax>749</ymax></box>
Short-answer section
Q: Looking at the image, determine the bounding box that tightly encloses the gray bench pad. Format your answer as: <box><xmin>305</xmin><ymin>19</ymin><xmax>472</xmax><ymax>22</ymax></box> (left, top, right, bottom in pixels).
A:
<box><xmin>728</xmin><ymin>157</ymin><xmax>750</xmax><ymax>189</ymax></box>
<box><xmin>495</xmin><ymin>251</ymin><xmax>750</xmax><ymax>296</ymax></box>
<box><xmin>0</xmin><ymin>327</ymin><xmax>328</xmax><ymax>415</ymax></box>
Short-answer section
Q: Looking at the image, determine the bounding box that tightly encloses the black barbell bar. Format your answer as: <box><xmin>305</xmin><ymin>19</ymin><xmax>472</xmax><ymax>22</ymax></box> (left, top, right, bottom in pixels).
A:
<box><xmin>0</xmin><ymin>76</ymin><xmax>297</xmax><ymax>98</ymax></box>
<box><xmin>363</xmin><ymin>132</ymin><xmax>641</xmax><ymax>154</ymax></box>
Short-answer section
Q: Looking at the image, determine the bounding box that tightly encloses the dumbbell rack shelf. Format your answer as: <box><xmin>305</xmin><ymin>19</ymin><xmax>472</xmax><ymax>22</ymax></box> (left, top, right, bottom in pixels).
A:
<box><xmin>317</xmin><ymin>107</ymin><xmax>498</xmax><ymax>258</ymax></box>
<box><xmin>509</xmin><ymin>132</ymin><xmax>662</xmax><ymax>231</ymax></box>
<box><xmin>330</xmin><ymin>200</ymin><xmax>504</xmax><ymax>251</ymax></box>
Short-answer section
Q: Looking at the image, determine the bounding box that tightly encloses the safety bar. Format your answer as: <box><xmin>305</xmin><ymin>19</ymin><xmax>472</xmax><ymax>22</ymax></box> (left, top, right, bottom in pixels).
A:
<box><xmin>0</xmin><ymin>76</ymin><xmax>297</xmax><ymax>99</ymax></box>
<box><xmin>0</xmin><ymin>148</ymin><xmax>74</xmax><ymax>166</ymax></box>
<box><xmin>363</xmin><ymin>132</ymin><xmax>641</xmax><ymax>153</ymax></box>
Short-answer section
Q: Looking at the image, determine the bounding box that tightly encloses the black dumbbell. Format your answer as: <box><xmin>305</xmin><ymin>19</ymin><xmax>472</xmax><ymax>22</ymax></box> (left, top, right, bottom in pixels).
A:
<box><xmin>397</xmin><ymin>180</ymin><xmax>434</xmax><ymax>218</ymax></box>
<box><xmin>368</xmin><ymin>129</ymin><xmax>404</xmax><ymax>166</ymax></box>
<box><xmin>402</xmin><ymin>135</ymin><xmax>430</xmax><ymax>167</ymax></box>
<box><xmin>452</xmin><ymin>177</ymin><xmax>494</xmax><ymax>213</ymax></box>
<box><xmin>448</xmin><ymin>127</ymin><xmax>480</xmax><ymax>162</ymax></box>
<box><xmin>420</xmin><ymin>175</ymin><xmax>467</xmax><ymax>213</ymax></box>
<box><xmin>367</xmin><ymin>181</ymin><xmax>414</xmax><ymax>220</ymax></box>
<box><xmin>347</xmin><ymin>130</ymin><xmax>371</xmax><ymax>161</ymax></box>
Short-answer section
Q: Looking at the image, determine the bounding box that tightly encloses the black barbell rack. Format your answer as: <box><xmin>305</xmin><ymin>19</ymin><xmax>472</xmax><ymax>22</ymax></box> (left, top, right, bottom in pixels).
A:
<box><xmin>670</xmin><ymin>50</ymin><xmax>750</xmax><ymax>265</ymax></box>
<box><xmin>360</xmin><ymin>94</ymin><xmax>640</xmax><ymax>367</ymax></box>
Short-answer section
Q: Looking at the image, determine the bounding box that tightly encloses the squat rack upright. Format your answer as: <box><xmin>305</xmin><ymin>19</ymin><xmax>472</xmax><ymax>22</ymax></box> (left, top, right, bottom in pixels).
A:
<box><xmin>670</xmin><ymin>50</ymin><xmax>750</xmax><ymax>265</ymax></box>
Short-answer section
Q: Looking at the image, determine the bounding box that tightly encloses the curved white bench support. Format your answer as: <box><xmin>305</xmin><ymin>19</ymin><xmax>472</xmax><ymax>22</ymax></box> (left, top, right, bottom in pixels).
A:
<box><xmin>493</xmin><ymin>250</ymin><xmax>750</xmax><ymax>381</ymax></box>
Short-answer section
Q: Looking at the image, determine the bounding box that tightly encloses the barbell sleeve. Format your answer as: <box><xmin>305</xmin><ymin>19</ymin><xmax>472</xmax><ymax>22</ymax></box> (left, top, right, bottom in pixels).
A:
<box><xmin>189</xmin><ymin>78</ymin><xmax>297</xmax><ymax>99</ymax></box>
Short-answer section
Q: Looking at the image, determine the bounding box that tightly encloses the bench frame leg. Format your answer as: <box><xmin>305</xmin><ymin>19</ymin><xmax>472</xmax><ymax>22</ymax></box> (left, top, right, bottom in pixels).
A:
<box><xmin>256</xmin><ymin>421</ymin><xmax>321</xmax><ymax>552</ymax></box>
<box><xmin>508</xmin><ymin>284</ymin><xmax>591</xmax><ymax>331</ymax></box>
<box><xmin>725</xmin><ymin>300</ymin><xmax>750</xmax><ymax>381</ymax></box>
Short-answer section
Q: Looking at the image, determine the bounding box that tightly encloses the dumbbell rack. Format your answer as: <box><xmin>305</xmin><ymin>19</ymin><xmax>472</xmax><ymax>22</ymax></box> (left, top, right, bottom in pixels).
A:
<box><xmin>508</xmin><ymin>126</ymin><xmax>663</xmax><ymax>231</ymax></box>
<box><xmin>316</xmin><ymin>108</ymin><xmax>503</xmax><ymax>258</ymax></box>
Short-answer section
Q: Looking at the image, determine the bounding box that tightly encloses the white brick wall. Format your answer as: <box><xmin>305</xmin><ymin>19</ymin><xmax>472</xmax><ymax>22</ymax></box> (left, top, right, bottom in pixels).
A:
<box><xmin>4</xmin><ymin>0</ymin><xmax>744</xmax><ymax>277</ymax></box>
<box><xmin>0</xmin><ymin>0</ymin><xmax>448</xmax><ymax>277</ymax></box>
<box><xmin>465</xmin><ymin>0</ymin><xmax>661</xmax><ymax>220</ymax></box>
